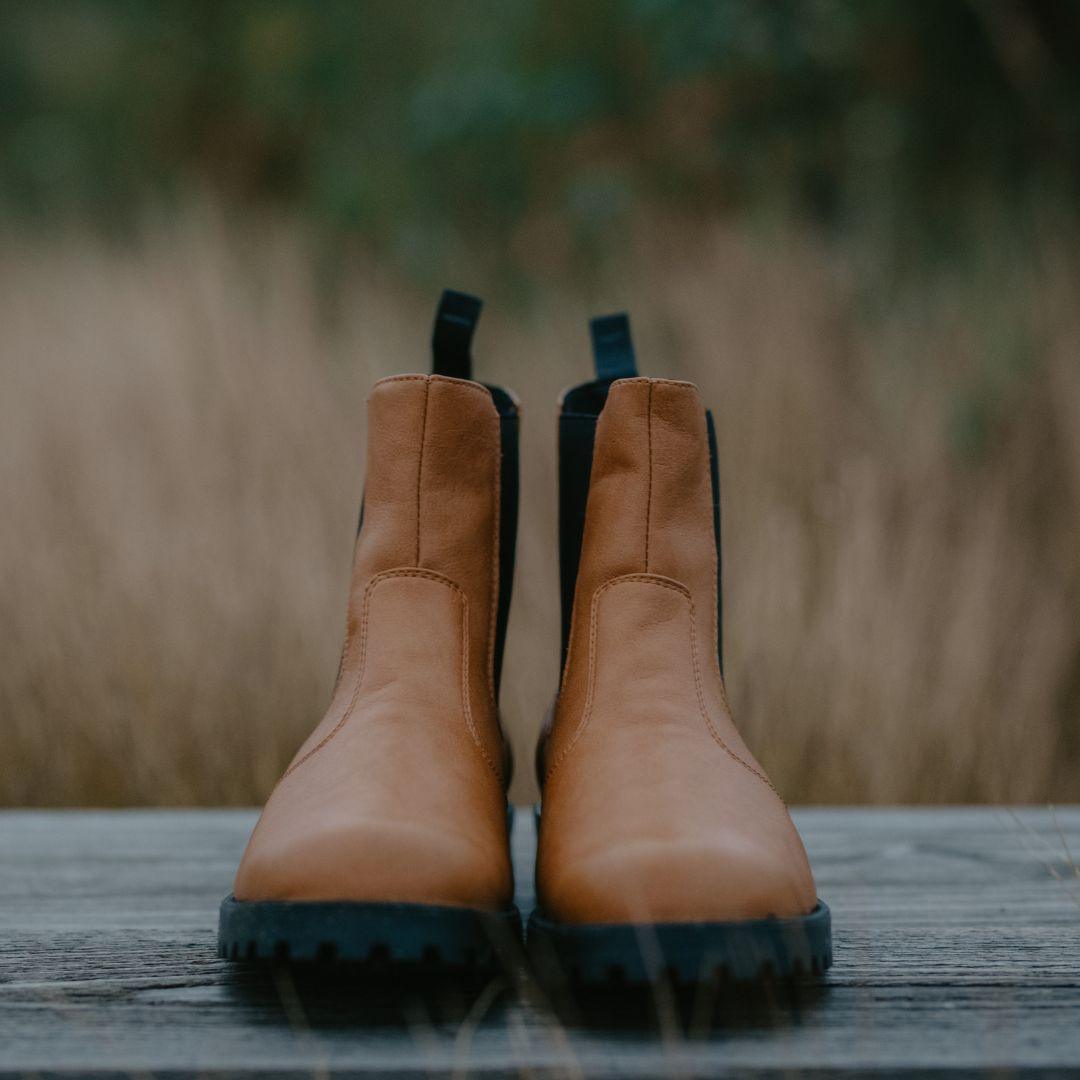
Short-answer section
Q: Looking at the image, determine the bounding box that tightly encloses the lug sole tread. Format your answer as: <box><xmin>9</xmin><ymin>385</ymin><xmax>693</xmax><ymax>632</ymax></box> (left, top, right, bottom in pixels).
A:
<box><xmin>217</xmin><ymin>895</ymin><xmax>521</xmax><ymax>972</ymax></box>
<box><xmin>526</xmin><ymin>899</ymin><xmax>832</xmax><ymax>988</ymax></box>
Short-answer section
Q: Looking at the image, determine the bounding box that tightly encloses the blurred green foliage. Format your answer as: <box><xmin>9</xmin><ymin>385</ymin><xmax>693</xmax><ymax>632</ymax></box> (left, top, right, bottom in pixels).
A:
<box><xmin>2</xmin><ymin>0</ymin><xmax>1079</xmax><ymax>276</ymax></box>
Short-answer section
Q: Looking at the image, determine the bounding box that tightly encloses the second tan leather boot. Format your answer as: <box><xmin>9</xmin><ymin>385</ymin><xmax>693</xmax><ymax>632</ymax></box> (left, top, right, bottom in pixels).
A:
<box><xmin>530</xmin><ymin>315</ymin><xmax>831</xmax><ymax>984</ymax></box>
<box><xmin>219</xmin><ymin>292</ymin><xmax>521</xmax><ymax>972</ymax></box>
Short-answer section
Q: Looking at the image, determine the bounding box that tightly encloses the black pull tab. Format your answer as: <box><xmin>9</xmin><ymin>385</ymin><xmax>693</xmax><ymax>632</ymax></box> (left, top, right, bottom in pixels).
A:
<box><xmin>589</xmin><ymin>312</ymin><xmax>637</xmax><ymax>382</ymax></box>
<box><xmin>432</xmin><ymin>289</ymin><xmax>482</xmax><ymax>381</ymax></box>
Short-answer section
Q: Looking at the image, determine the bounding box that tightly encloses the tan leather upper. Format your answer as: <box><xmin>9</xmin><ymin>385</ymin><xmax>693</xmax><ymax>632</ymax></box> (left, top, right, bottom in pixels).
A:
<box><xmin>537</xmin><ymin>378</ymin><xmax>817</xmax><ymax>924</ymax></box>
<box><xmin>234</xmin><ymin>374</ymin><xmax>513</xmax><ymax>909</ymax></box>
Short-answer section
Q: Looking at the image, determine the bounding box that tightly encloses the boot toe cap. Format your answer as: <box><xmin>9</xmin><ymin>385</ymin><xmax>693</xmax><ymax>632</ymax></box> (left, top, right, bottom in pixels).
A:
<box><xmin>234</xmin><ymin>816</ymin><xmax>510</xmax><ymax>910</ymax></box>
<box><xmin>541</xmin><ymin>835</ymin><xmax>815</xmax><ymax>925</ymax></box>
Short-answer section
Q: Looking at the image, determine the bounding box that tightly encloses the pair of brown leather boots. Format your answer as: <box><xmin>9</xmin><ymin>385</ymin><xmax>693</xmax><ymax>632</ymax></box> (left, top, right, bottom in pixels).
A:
<box><xmin>219</xmin><ymin>291</ymin><xmax>831</xmax><ymax>985</ymax></box>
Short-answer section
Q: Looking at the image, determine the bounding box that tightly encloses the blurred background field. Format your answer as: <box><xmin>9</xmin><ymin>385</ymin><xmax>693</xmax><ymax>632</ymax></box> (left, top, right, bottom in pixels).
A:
<box><xmin>1</xmin><ymin>0</ymin><xmax>1078</xmax><ymax>806</ymax></box>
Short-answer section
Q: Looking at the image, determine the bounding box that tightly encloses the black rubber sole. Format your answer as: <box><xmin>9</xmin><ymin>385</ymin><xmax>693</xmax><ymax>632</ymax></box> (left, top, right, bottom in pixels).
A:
<box><xmin>526</xmin><ymin>901</ymin><xmax>832</xmax><ymax>987</ymax></box>
<box><xmin>218</xmin><ymin>895</ymin><xmax>522</xmax><ymax>973</ymax></box>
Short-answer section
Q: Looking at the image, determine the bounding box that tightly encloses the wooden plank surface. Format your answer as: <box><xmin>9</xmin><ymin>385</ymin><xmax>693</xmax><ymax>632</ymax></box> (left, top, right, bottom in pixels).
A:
<box><xmin>1</xmin><ymin>807</ymin><xmax>1078</xmax><ymax>1078</ymax></box>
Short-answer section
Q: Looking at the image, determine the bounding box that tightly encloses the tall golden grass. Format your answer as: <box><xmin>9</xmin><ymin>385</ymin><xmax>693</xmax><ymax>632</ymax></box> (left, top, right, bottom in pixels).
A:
<box><xmin>1</xmin><ymin>207</ymin><xmax>1077</xmax><ymax>806</ymax></box>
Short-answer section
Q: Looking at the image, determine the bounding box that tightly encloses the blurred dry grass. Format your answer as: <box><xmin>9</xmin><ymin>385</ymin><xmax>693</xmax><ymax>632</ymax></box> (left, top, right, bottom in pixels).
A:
<box><xmin>1</xmin><ymin>207</ymin><xmax>1077</xmax><ymax>806</ymax></box>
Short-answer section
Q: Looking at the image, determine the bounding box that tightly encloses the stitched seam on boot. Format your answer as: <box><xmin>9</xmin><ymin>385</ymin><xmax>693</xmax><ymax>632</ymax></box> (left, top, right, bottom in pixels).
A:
<box><xmin>700</xmin><ymin>421</ymin><xmax>764</xmax><ymax>793</ymax></box>
<box><xmin>547</xmin><ymin>573</ymin><xmax>682</xmax><ymax>781</ymax></box>
<box><xmin>546</xmin><ymin>573</ymin><xmax>775</xmax><ymax>795</ymax></box>
<box><xmin>415</xmin><ymin>379</ymin><xmax>430</xmax><ymax>565</ymax></box>
<box><xmin>683</xmin><ymin>582</ymin><xmax>780</xmax><ymax>797</ymax></box>
<box><xmin>455</xmin><ymin>579</ymin><xmax>501</xmax><ymax>781</ymax></box>
<box><xmin>486</xmin><ymin>405</ymin><xmax>500</xmax><ymax>708</ymax></box>
<box><xmin>371</xmin><ymin>373</ymin><xmax>494</xmax><ymax>400</ymax></box>
<box><xmin>281</xmin><ymin>568</ymin><xmax>500</xmax><ymax>783</ymax></box>
<box><xmin>645</xmin><ymin>380</ymin><xmax>653</xmax><ymax>573</ymax></box>
<box><xmin>430</xmin><ymin>373</ymin><xmax>494</xmax><ymax>398</ymax></box>
<box><xmin>708</xmin><ymin>557</ymin><xmax>744</xmax><ymax>751</ymax></box>
<box><xmin>610</xmin><ymin>376</ymin><xmax>699</xmax><ymax>391</ymax></box>
<box><xmin>546</xmin><ymin>577</ymin><xmax>615</xmax><ymax>782</ymax></box>
<box><xmin>369</xmin><ymin>374</ymin><xmax>428</xmax><ymax>393</ymax></box>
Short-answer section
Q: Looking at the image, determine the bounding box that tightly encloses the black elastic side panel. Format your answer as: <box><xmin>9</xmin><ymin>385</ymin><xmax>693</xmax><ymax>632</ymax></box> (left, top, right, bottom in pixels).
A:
<box><xmin>705</xmin><ymin>409</ymin><xmax>723</xmax><ymax>675</ymax></box>
<box><xmin>558</xmin><ymin>411</ymin><xmax>598</xmax><ymax>672</ymax></box>
<box><xmin>589</xmin><ymin>312</ymin><xmax>637</xmax><ymax>382</ymax></box>
<box><xmin>432</xmin><ymin>289</ymin><xmax>482</xmax><ymax>380</ymax></box>
<box><xmin>487</xmin><ymin>385</ymin><xmax>518</xmax><ymax>700</ymax></box>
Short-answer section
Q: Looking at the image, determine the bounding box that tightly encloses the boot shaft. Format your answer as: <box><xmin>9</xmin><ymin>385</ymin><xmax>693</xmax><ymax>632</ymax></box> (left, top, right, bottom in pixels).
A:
<box><xmin>557</xmin><ymin>315</ymin><xmax>723</xmax><ymax>688</ymax></box>
<box><xmin>351</xmin><ymin>374</ymin><xmax>514</xmax><ymax>683</ymax></box>
<box><xmin>341</xmin><ymin>293</ymin><xmax>519</xmax><ymax>774</ymax></box>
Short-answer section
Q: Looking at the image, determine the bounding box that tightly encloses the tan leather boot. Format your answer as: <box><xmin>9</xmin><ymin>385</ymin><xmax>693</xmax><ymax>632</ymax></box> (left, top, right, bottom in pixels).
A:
<box><xmin>530</xmin><ymin>314</ymin><xmax>831</xmax><ymax>984</ymax></box>
<box><xmin>219</xmin><ymin>292</ymin><xmax>521</xmax><ymax>971</ymax></box>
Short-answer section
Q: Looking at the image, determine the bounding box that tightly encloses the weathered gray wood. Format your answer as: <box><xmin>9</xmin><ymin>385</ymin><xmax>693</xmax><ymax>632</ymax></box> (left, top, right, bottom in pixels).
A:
<box><xmin>1</xmin><ymin>807</ymin><xmax>1078</xmax><ymax>1078</ymax></box>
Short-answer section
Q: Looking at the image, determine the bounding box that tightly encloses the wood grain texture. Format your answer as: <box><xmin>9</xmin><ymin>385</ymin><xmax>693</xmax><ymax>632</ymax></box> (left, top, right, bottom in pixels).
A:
<box><xmin>1</xmin><ymin>807</ymin><xmax>1078</xmax><ymax>1078</ymax></box>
